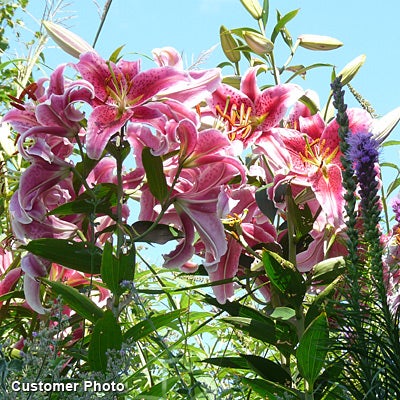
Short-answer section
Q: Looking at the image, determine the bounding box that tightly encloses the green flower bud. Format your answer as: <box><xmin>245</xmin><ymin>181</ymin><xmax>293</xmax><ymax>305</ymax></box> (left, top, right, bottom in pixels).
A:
<box><xmin>240</xmin><ymin>0</ymin><xmax>263</xmax><ymax>20</ymax></box>
<box><xmin>42</xmin><ymin>20</ymin><xmax>95</xmax><ymax>59</ymax></box>
<box><xmin>298</xmin><ymin>34</ymin><xmax>343</xmax><ymax>51</ymax></box>
<box><xmin>243</xmin><ymin>31</ymin><xmax>274</xmax><ymax>55</ymax></box>
<box><xmin>338</xmin><ymin>54</ymin><xmax>366</xmax><ymax>85</ymax></box>
<box><xmin>220</xmin><ymin>25</ymin><xmax>241</xmax><ymax>63</ymax></box>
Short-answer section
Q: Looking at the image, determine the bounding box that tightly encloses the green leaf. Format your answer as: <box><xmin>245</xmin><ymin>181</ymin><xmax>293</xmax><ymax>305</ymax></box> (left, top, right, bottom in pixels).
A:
<box><xmin>285</xmin><ymin>63</ymin><xmax>334</xmax><ymax>83</ymax></box>
<box><xmin>255</xmin><ymin>185</ymin><xmax>277</xmax><ymax>221</ymax></box>
<box><xmin>23</xmin><ymin>239</ymin><xmax>102</xmax><ymax>274</ymax></box>
<box><xmin>88</xmin><ymin>310</ymin><xmax>122</xmax><ymax>372</ymax></box>
<box><xmin>221</xmin><ymin>316</ymin><xmax>276</xmax><ymax>345</ymax></box>
<box><xmin>310</xmin><ymin>256</ymin><xmax>345</xmax><ymax>285</ymax></box>
<box><xmin>270</xmin><ymin>307</ymin><xmax>296</xmax><ymax>321</ymax></box>
<box><xmin>142</xmin><ymin>147</ymin><xmax>168</xmax><ymax>202</ymax></box>
<box><xmin>262</xmin><ymin>0</ymin><xmax>269</xmax><ymax>29</ymax></box>
<box><xmin>130</xmin><ymin>221</ymin><xmax>183</xmax><ymax>244</ymax></box>
<box><xmin>101</xmin><ymin>242</ymin><xmax>135</xmax><ymax>296</ymax></box>
<box><xmin>262</xmin><ymin>250</ymin><xmax>306</xmax><ymax>307</ymax></box>
<box><xmin>296</xmin><ymin>312</ymin><xmax>329</xmax><ymax>388</ymax></box>
<box><xmin>203</xmin><ymin>356</ymin><xmax>249</xmax><ymax>369</ymax></box>
<box><xmin>242</xmin><ymin>377</ymin><xmax>302</xmax><ymax>399</ymax></box>
<box><xmin>109</xmin><ymin>45</ymin><xmax>125</xmax><ymax>63</ymax></box>
<box><xmin>271</xmin><ymin>9</ymin><xmax>299</xmax><ymax>43</ymax></box>
<box><xmin>49</xmin><ymin>183</ymin><xmax>118</xmax><ymax>217</ymax></box>
<box><xmin>123</xmin><ymin>309</ymin><xmax>187</xmax><ymax>341</ymax></box>
<box><xmin>135</xmin><ymin>377</ymin><xmax>179</xmax><ymax>399</ymax></box>
<box><xmin>41</xmin><ymin>279</ymin><xmax>104</xmax><ymax>323</ymax></box>
<box><xmin>240</xmin><ymin>354</ymin><xmax>291</xmax><ymax>384</ymax></box>
<box><xmin>204</xmin><ymin>355</ymin><xmax>291</xmax><ymax>384</ymax></box>
<box><xmin>381</xmin><ymin>140</ymin><xmax>400</xmax><ymax>147</ymax></box>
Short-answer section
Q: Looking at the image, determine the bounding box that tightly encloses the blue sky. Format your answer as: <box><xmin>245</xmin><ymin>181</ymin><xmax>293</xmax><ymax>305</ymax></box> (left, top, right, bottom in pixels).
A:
<box><xmin>15</xmin><ymin>0</ymin><xmax>400</xmax><ymax>198</ymax></box>
<box><xmin>29</xmin><ymin>0</ymin><xmax>400</xmax><ymax>114</ymax></box>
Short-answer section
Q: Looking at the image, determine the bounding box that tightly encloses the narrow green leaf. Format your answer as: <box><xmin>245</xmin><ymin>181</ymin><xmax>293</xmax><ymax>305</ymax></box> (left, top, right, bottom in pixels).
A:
<box><xmin>24</xmin><ymin>239</ymin><xmax>102</xmax><ymax>274</ymax></box>
<box><xmin>242</xmin><ymin>378</ymin><xmax>302</xmax><ymax>399</ymax></box>
<box><xmin>41</xmin><ymin>279</ymin><xmax>104</xmax><ymax>323</ymax></box>
<box><xmin>221</xmin><ymin>316</ymin><xmax>276</xmax><ymax>344</ymax></box>
<box><xmin>270</xmin><ymin>307</ymin><xmax>296</xmax><ymax>321</ymax></box>
<box><xmin>382</xmin><ymin>140</ymin><xmax>400</xmax><ymax>147</ymax></box>
<box><xmin>88</xmin><ymin>310</ymin><xmax>122</xmax><ymax>372</ymax></box>
<box><xmin>285</xmin><ymin>63</ymin><xmax>334</xmax><ymax>83</ymax></box>
<box><xmin>142</xmin><ymin>147</ymin><xmax>168</xmax><ymax>202</ymax></box>
<box><xmin>296</xmin><ymin>312</ymin><xmax>329</xmax><ymax>388</ymax></box>
<box><xmin>271</xmin><ymin>9</ymin><xmax>299</xmax><ymax>43</ymax></box>
<box><xmin>136</xmin><ymin>377</ymin><xmax>179</xmax><ymax>399</ymax></box>
<box><xmin>203</xmin><ymin>356</ymin><xmax>249</xmax><ymax>370</ymax></box>
<box><xmin>101</xmin><ymin>242</ymin><xmax>135</xmax><ymax>296</ymax></box>
<box><xmin>123</xmin><ymin>309</ymin><xmax>187</xmax><ymax>341</ymax></box>
<box><xmin>130</xmin><ymin>221</ymin><xmax>183</xmax><ymax>244</ymax></box>
<box><xmin>262</xmin><ymin>0</ymin><xmax>269</xmax><ymax>29</ymax></box>
<box><xmin>109</xmin><ymin>45</ymin><xmax>125</xmax><ymax>63</ymax></box>
<box><xmin>49</xmin><ymin>183</ymin><xmax>118</xmax><ymax>217</ymax></box>
<box><xmin>240</xmin><ymin>354</ymin><xmax>291</xmax><ymax>384</ymax></box>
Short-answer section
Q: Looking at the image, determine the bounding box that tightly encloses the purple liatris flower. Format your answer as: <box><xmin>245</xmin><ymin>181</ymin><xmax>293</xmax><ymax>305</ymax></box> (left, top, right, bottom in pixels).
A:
<box><xmin>347</xmin><ymin>131</ymin><xmax>380</xmax><ymax>213</ymax></box>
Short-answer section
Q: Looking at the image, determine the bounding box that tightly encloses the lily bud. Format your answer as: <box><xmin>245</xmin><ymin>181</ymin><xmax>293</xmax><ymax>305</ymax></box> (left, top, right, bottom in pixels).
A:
<box><xmin>370</xmin><ymin>106</ymin><xmax>400</xmax><ymax>144</ymax></box>
<box><xmin>338</xmin><ymin>54</ymin><xmax>366</xmax><ymax>85</ymax></box>
<box><xmin>243</xmin><ymin>31</ymin><xmax>274</xmax><ymax>55</ymax></box>
<box><xmin>298</xmin><ymin>34</ymin><xmax>343</xmax><ymax>51</ymax></box>
<box><xmin>240</xmin><ymin>0</ymin><xmax>263</xmax><ymax>20</ymax></box>
<box><xmin>220</xmin><ymin>25</ymin><xmax>241</xmax><ymax>63</ymax></box>
<box><xmin>42</xmin><ymin>20</ymin><xmax>95</xmax><ymax>59</ymax></box>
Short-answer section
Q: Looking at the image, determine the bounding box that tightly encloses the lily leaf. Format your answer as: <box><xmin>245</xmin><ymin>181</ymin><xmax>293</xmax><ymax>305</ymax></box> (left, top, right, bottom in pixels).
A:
<box><xmin>23</xmin><ymin>239</ymin><xmax>102</xmax><ymax>274</ymax></box>
<box><xmin>41</xmin><ymin>279</ymin><xmax>104</xmax><ymax>323</ymax></box>
<box><xmin>142</xmin><ymin>147</ymin><xmax>169</xmax><ymax>202</ymax></box>
<box><xmin>296</xmin><ymin>312</ymin><xmax>329</xmax><ymax>388</ymax></box>
<box><xmin>88</xmin><ymin>310</ymin><xmax>122</xmax><ymax>372</ymax></box>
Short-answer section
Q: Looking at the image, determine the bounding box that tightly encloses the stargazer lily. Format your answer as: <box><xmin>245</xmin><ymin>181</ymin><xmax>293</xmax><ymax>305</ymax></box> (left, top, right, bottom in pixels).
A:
<box><xmin>209</xmin><ymin>66</ymin><xmax>303</xmax><ymax>146</ymax></box>
<box><xmin>75</xmin><ymin>51</ymin><xmax>221</xmax><ymax>159</ymax></box>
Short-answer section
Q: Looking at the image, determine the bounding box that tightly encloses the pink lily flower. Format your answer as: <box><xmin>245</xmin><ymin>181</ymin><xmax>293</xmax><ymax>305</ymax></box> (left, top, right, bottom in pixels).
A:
<box><xmin>209</xmin><ymin>185</ymin><xmax>277</xmax><ymax>303</ymax></box>
<box><xmin>208</xmin><ymin>66</ymin><xmax>303</xmax><ymax>146</ymax></box>
<box><xmin>4</xmin><ymin>65</ymin><xmax>93</xmax><ymax>162</ymax></box>
<box><xmin>152</xmin><ymin>46</ymin><xmax>221</xmax><ymax>107</ymax></box>
<box><xmin>75</xmin><ymin>52</ymin><xmax>199</xmax><ymax>159</ymax></box>
<box><xmin>163</xmin><ymin>164</ymin><xmax>239</xmax><ymax>270</ymax></box>
<box><xmin>21</xmin><ymin>254</ymin><xmax>51</xmax><ymax>314</ymax></box>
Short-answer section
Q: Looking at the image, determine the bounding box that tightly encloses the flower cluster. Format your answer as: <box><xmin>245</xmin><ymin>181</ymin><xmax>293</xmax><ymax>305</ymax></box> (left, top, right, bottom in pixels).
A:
<box><xmin>3</xmin><ymin>45</ymin><xmax>400</xmax><ymax>315</ymax></box>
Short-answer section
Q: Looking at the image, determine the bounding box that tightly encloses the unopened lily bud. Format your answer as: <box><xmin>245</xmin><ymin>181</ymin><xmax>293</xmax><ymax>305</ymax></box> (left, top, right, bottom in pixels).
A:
<box><xmin>240</xmin><ymin>0</ymin><xmax>263</xmax><ymax>20</ymax></box>
<box><xmin>338</xmin><ymin>54</ymin><xmax>366</xmax><ymax>85</ymax></box>
<box><xmin>42</xmin><ymin>20</ymin><xmax>95</xmax><ymax>59</ymax></box>
<box><xmin>370</xmin><ymin>106</ymin><xmax>400</xmax><ymax>144</ymax></box>
<box><xmin>243</xmin><ymin>31</ymin><xmax>274</xmax><ymax>55</ymax></box>
<box><xmin>220</xmin><ymin>25</ymin><xmax>241</xmax><ymax>63</ymax></box>
<box><xmin>298</xmin><ymin>34</ymin><xmax>343</xmax><ymax>51</ymax></box>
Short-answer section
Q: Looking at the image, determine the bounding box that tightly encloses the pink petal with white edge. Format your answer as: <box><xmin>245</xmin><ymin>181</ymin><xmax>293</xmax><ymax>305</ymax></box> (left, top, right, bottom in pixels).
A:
<box><xmin>208</xmin><ymin>236</ymin><xmax>242</xmax><ymax>304</ymax></box>
<box><xmin>24</xmin><ymin>275</ymin><xmax>48</xmax><ymax>314</ymax></box>
<box><xmin>240</xmin><ymin>66</ymin><xmax>261</xmax><ymax>102</ymax></box>
<box><xmin>256</xmin><ymin>84</ymin><xmax>304</xmax><ymax>131</ymax></box>
<box><xmin>163</xmin><ymin>211</ymin><xmax>196</xmax><ymax>269</ymax></box>
<box><xmin>86</xmin><ymin>105</ymin><xmax>130</xmax><ymax>159</ymax></box>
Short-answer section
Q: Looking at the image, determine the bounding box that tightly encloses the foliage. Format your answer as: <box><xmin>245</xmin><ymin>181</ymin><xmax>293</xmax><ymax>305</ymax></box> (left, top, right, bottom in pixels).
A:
<box><xmin>1</xmin><ymin>0</ymin><xmax>400</xmax><ymax>399</ymax></box>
